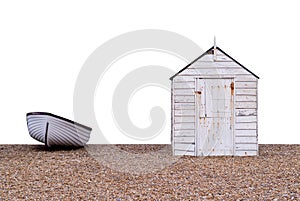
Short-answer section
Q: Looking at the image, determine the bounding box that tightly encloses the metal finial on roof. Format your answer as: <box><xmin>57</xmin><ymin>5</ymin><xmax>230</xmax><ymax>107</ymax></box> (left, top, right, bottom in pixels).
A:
<box><xmin>214</xmin><ymin>36</ymin><xmax>217</xmax><ymax>61</ymax></box>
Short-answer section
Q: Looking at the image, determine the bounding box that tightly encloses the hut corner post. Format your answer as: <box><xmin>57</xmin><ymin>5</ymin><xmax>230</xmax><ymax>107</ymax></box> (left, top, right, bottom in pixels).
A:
<box><xmin>171</xmin><ymin>79</ymin><xmax>174</xmax><ymax>155</ymax></box>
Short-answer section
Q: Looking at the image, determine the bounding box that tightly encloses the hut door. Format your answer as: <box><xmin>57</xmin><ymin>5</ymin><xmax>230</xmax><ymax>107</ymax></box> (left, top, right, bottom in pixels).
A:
<box><xmin>196</xmin><ymin>78</ymin><xmax>234</xmax><ymax>156</ymax></box>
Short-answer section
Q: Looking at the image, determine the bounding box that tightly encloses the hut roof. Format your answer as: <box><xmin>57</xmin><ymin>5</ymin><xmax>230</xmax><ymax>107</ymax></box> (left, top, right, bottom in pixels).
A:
<box><xmin>169</xmin><ymin>46</ymin><xmax>259</xmax><ymax>80</ymax></box>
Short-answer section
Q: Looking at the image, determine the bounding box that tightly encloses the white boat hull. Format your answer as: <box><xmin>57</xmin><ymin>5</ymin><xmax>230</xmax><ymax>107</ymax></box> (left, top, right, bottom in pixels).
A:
<box><xmin>26</xmin><ymin>112</ymin><xmax>92</xmax><ymax>147</ymax></box>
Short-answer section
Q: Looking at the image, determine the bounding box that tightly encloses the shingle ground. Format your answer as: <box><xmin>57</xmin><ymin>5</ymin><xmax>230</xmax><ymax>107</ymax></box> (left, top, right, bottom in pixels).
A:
<box><xmin>0</xmin><ymin>144</ymin><xmax>299</xmax><ymax>200</ymax></box>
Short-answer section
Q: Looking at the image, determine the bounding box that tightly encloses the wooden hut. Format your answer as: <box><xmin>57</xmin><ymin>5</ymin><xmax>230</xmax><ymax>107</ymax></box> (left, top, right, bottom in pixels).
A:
<box><xmin>170</xmin><ymin>44</ymin><xmax>259</xmax><ymax>156</ymax></box>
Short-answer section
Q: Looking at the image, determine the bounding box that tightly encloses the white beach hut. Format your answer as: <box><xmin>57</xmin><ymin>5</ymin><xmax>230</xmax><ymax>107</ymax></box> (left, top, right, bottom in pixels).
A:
<box><xmin>170</xmin><ymin>43</ymin><xmax>259</xmax><ymax>156</ymax></box>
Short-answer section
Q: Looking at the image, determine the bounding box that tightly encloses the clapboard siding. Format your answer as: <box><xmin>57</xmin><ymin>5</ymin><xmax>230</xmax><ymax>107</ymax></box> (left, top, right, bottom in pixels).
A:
<box><xmin>175</xmin><ymin>88</ymin><xmax>195</xmax><ymax>95</ymax></box>
<box><xmin>235</xmin><ymin>81</ymin><xmax>257</xmax><ymax>89</ymax></box>
<box><xmin>234</xmin><ymin>76</ymin><xmax>257</xmax><ymax>82</ymax></box>
<box><xmin>174</xmin><ymin>130</ymin><xmax>194</xmax><ymax>136</ymax></box>
<box><xmin>171</xmin><ymin>47</ymin><xmax>258</xmax><ymax>156</ymax></box>
<box><xmin>235</xmin><ymin>95</ymin><xmax>256</xmax><ymax>102</ymax></box>
<box><xmin>235</xmin><ymin>101</ymin><xmax>257</xmax><ymax>109</ymax></box>
<box><xmin>174</xmin><ymin>136</ymin><xmax>195</xmax><ymax>143</ymax></box>
<box><xmin>235</xmin><ymin>129</ymin><xmax>257</xmax><ymax>136</ymax></box>
<box><xmin>174</xmin><ymin>123</ymin><xmax>195</xmax><ymax>130</ymax></box>
<box><xmin>174</xmin><ymin>103</ymin><xmax>195</xmax><ymax>110</ymax></box>
<box><xmin>235</xmin><ymin>150</ymin><xmax>257</xmax><ymax>156</ymax></box>
<box><xmin>235</xmin><ymin>122</ymin><xmax>257</xmax><ymax>130</ymax></box>
<box><xmin>235</xmin><ymin>89</ymin><xmax>256</xmax><ymax>95</ymax></box>
<box><xmin>193</xmin><ymin>61</ymin><xmax>241</xmax><ymax>68</ymax></box>
<box><xmin>174</xmin><ymin>110</ymin><xmax>195</xmax><ymax>116</ymax></box>
<box><xmin>189</xmin><ymin>67</ymin><xmax>241</xmax><ymax>70</ymax></box>
<box><xmin>174</xmin><ymin>74</ymin><xmax>257</xmax><ymax>82</ymax></box>
<box><xmin>235</xmin><ymin>136</ymin><xmax>257</xmax><ymax>144</ymax></box>
<box><xmin>174</xmin><ymin>95</ymin><xmax>195</xmax><ymax>103</ymax></box>
<box><xmin>174</xmin><ymin>143</ymin><xmax>195</xmax><ymax>152</ymax></box>
<box><xmin>198</xmin><ymin>54</ymin><xmax>233</xmax><ymax>62</ymax></box>
<box><xmin>236</xmin><ymin>116</ymin><xmax>257</xmax><ymax>123</ymax></box>
<box><xmin>174</xmin><ymin>150</ymin><xmax>195</xmax><ymax>156</ymax></box>
<box><xmin>173</xmin><ymin>82</ymin><xmax>195</xmax><ymax>89</ymax></box>
<box><xmin>175</xmin><ymin>116</ymin><xmax>195</xmax><ymax>123</ymax></box>
<box><xmin>173</xmin><ymin>76</ymin><xmax>195</xmax><ymax>82</ymax></box>
<box><xmin>178</xmin><ymin>68</ymin><xmax>251</xmax><ymax>76</ymax></box>
<box><xmin>236</xmin><ymin>143</ymin><xmax>258</xmax><ymax>151</ymax></box>
<box><xmin>235</xmin><ymin>109</ymin><xmax>257</xmax><ymax>116</ymax></box>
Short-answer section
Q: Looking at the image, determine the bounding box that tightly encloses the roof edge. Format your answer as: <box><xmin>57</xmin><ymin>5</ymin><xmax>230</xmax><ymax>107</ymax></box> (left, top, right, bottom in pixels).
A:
<box><xmin>169</xmin><ymin>46</ymin><xmax>259</xmax><ymax>80</ymax></box>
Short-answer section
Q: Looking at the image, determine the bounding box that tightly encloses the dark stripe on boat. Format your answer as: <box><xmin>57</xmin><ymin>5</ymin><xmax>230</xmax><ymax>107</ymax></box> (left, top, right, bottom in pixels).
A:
<box><xmin>45</xmin><ymin>122</ymin><xmax>49</xmax><ymax>147</ymax></box>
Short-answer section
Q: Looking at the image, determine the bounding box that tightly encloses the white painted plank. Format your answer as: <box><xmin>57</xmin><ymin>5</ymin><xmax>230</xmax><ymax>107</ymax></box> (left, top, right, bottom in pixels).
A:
<box><xmin>235</xmin><ymin>136</ymin><xmax>257</xmax><ymax>143</ymax></box>
<box><xmin>174</xmin><ymin>110</ymin><xmax>195</xmax><ymax>116</ymax></box>
<box><xmin>174</xmin><ymin>103</ymin><xmax>195</xmax><ymax>110</ymax></box>
<box><xmin>175</xmin><ymin>116</ymin><xmax>195</xmax><ymax>123</ymax></box>
<box><xmin>235</xmin><ymin>95</ymin><xmax>256</xmax><ymax>102</ymax></box>
<box><xmin>173</xmin><ymin>74</ymin><xmax>256</xmax><ymax>82</ymax></box>
<box><xmin>235</xmin><ymin>81</ymin><xmax>257</xmax><ymax>89</ymax></box>
<box><xmin>235</xmin><ymin>109</ymin><xmax>257</xmax><ymax>116</ymax></box>
<box><xmin>174</xmin><ymin>130</ymin><xmax>194</xmax><ymax>136</ymax></box>
<box><xmin>173</xmin><ymin>76</ymin><xmax>195</xmax><ymax>82</ymax></box>
<box><xmin>235</xmin><ymin>123</ymin><xmax>257</xmax><ymax>130</ymax></box>
<box><xmin>174</xmin><ymin>88</ymin><xmax>195</xmax><ymax>95</ymax></box>
<box><xmin>235</xmin><ymin>143</ymin><xmax>258</xmax><ymax>151</ymax></box>
<box><xmin>236</xmin><ymin>116</ymin><xmax>257</xmax><ymax>123</ymax></box>
<box><xmin>177</xmin><ymin>75</ymin><xmax>251</xmax><ymax>79</ymax></box>
<box><xmin>174</xmin><ymin>123</ymin><xmax>195</xmax><ymax>130</ymax></box>
<box><xmin>235</xmin><ymin>101</ymin><xmax>257</xmax><ymax>109</ymax></box>
<box><xmin>198</xmin><ymin>54</ymin><xmax>233</xmax><ymax>62</ymax></box>
<box><xmin>173</xmin><ymin>82</ymin><xmax>195</xmax><ymax>89</ymax></box>
<box><xmin>235</xmin><ymin>77</ymin><xmax>257</xmax><ymax>81</ymax></box>
<box><xmin>235</xmin><ymin>89</ymin><xmax>256</xmax><ymax>95</ymax></box>
<box><xmin>215</xmin><ymin>53</ymin><xmax>228</xmax><ymax>57</ymax></box>
<box><xmin>235</xmin><ymin>129</ymin><xmax>257</xmax><ymax>136</ymax></box>
<box><xmin>174</xmin><ymin>136</ymin><xmax>195</xmax><ymax>143</ymax></box>
<box><xmin>192</xmin><ymin>62</ymin><xmax>241</xmax><ymax>68</ymax></box>
<box><xmin>174</xmin><ymin>143</ymin><xmax>195</xmax><ymax>152</ymax></box>
<box><xmin>174</xmin><ymin>96</ymin><xmax>194</xmax><ymax>103</ymax></box>
<box><xmin>174</xmin><ymin>150</ymin><xmax>195</xmax><ymax>156</ymax></box>
<box><xmin>234</xmin><ymin>76</ymin><xmax>258</xmax><ymax>82</ymax></box>
<box><xmin>214</xmin><ymin>56</ymin><xmax>233</xmax><ymax>62</ymax></box>
<box><xmin>235</xmin><ymin>150</ymin><xmax>257</xmax><ymax>156</ymax></box>
<box><xmin>178</xmin><ymin>68</ymin><xmax>251</xmax><ymax>76</ymax></box>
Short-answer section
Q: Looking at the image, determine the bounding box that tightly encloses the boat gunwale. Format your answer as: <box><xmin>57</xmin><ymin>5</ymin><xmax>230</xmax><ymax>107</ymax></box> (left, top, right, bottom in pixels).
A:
<box><xmin>26</xmin><ymin>112</ymin><xmax>92</xmax><ymax>131</ymax></box>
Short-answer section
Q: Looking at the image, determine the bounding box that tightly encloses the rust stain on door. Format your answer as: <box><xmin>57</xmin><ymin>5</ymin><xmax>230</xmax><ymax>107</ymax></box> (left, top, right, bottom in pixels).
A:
<box><xmin>230</xmin><ymin>82</ymin><xmax>234</xmax><ymax>96</ymax></box>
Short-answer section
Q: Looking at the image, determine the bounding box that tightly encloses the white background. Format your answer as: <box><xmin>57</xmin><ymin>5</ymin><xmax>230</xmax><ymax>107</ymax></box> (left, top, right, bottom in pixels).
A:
<box><xmin>0</xmin><ymin>0</ymin><xmax>299</xmax><ymax>144</ymax></box>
